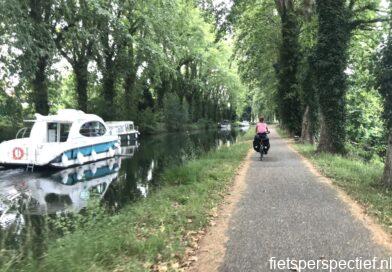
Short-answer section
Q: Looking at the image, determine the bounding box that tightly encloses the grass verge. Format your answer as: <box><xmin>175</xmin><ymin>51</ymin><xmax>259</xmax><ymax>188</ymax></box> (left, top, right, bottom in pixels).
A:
<box><xmin>276</xmin><ymin>128</ymin><xmax>392</xmax><ymax>233</ymax></box>
<box><xmin>11</xmin><ymin>134</ymin><xmax>251</xmax><ymax>272</ymax></box>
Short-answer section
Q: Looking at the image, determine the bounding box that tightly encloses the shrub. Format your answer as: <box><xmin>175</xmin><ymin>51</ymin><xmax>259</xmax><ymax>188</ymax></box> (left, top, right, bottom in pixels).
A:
<box><xmin>163</xmin><ymin>93</ymin><xmax>188</xmax><ymax>131</ymax></box>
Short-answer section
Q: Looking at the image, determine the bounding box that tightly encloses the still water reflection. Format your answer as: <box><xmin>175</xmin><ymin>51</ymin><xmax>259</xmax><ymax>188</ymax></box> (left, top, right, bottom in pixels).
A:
<box><xmin>0</xmin><ymin>128</ymin><xmax>247</xmax><ymax>261</ymax></box>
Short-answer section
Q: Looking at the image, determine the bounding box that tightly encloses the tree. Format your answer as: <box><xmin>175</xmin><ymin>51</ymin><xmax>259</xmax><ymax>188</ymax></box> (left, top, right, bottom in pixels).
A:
<box><xmin>275</xmin><ymin>0</ymin><xmax>302</xmax><ymax>135</ymax></box>
<box><xmin>377</xmin><ymin>19</ymin><xmax>392</xmax><ymax>186</ymax></box>
<box><xmin>231</xmin><ymin>0</ymin><xmax>280</xmax><ymax>121</ymax></box>
<box><xmin>163</xmin><ymin>93</ymin><xmax>188</xmax><ymax>131</ymax></box>
<box><xmin>1</xmin><ymin>0</ymin><xmax>56</xmax><ymax>115</ymax></box>
<box><xmin>314</xmin><ymin>0</ymin><xmax>351</xmax><ymax>153</ymax></box>
<box><xmin>300</xmin><ymin>54</ymin><xmax>318</xmax><ymax>143</ymax></box>
<box><xmin>0</xmin><ymin>0</ymin><xmax>248</xmax><ymax>134</ymax></box>
<box><xmin>314</xmin><ymin>0</ymin><xmax>386</xmax><ymax>154</ymax></box>
<box><xmin>297</xmin><ymin>1</ymin><xmax>318</xmax><ymax>144</ymax></box>
<box><xmin>53</xmin><ymin>0</ymin><xmax>99</xmax><ymax>112</ymax></box>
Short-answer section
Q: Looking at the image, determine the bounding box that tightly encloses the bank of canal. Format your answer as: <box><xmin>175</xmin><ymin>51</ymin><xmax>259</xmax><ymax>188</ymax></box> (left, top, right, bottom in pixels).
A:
<box><xmin>0</xmin><ymin>128</ymin><xmax>251</xmax><ymax>271</ymax></box>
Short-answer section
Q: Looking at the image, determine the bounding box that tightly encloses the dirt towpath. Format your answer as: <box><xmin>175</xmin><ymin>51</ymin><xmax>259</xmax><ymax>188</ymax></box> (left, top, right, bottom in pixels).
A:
<box><xmin>189</xmin><ymin>127</ymin><xmax>392</xmax><ymax>272</ymax></box>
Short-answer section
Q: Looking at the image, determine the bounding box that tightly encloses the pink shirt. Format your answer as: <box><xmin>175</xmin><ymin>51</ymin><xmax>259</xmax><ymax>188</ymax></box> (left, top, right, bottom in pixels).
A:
<box><xmin>256</xmin><ymin>122</ymin><xmax>268</xmax><ymax>134</ymax></box>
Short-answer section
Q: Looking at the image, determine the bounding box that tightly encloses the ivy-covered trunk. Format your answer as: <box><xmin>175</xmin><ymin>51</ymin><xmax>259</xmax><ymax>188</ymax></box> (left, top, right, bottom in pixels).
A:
<box><xmin>123</xmin><ymin>41</ymin><xmax>137</xmax><ymax>119</ymax></box>
<box><xmin>275</xmin><ymin>0</ymin><xmax>302</xmax><ymax>135</ymax></box>
<box><xmin>31</xmin><ymin>56</ymin><xmax>49</xmax><ymax>115</ymax></box>
<box><xmin>74</xmin><ymin>61</ymin><xmax>89</xmax><ymax>112</ymax></box>
<box><xmin>29</xmin><ymin>0</ymin><xmax>52</xmax><ymax>115</ymax></box>
<box><xmin>314</xmin><ymin>0</ymin><xmax>350</xmax><ymax>154</ymax></box>
<box><xmin>384</xmin><ymin>130</ymin><xmax>392</xmax><ymax>186</ymax></box>
<box><xmin>123</xmin><ymin>69</ymin><xmax>137</xmax><ymax>119</ymax></box>
<box><xmin>300</xmin><ymin>55</ymin><xmax>318</xmax><ymax>144</ymax></box>
<box><xmin>300</xmin><ymin>106</ymin><xmax>314</xmax><ymax>144</ymax></box>
<box><xmin>377</xmin><ymin>17</ymin><xmax>392</xmax><ymax>186</ymax></box>
<box><xmin>102</xmin><ymin>75</ymin><xmax>116</xmax><ymax>120</ymax></box>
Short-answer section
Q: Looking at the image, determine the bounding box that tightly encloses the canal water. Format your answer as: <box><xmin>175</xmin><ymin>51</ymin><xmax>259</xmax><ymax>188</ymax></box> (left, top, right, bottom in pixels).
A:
<box><xmin>0</xmin><ymin>128</ymin><xmax>248</xmax><ymax>264</ymax></box>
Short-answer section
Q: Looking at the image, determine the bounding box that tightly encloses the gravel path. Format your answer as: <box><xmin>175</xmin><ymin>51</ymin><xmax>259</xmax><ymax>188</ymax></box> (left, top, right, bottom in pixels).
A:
<box><xmin>220</xmin><ymin>128</ymin><xmax>391</xmax><ymax>272</ymax></box>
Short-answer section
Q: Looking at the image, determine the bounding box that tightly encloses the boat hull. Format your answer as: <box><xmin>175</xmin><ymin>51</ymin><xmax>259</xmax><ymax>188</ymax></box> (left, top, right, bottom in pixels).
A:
<box><xmin>0</xmin><ymin>138</ymin><xmax>120</xmax><ymax>169</ymax></box>
<box><xmin>49</xmin><ymin>140</ymin><xmax>120</xmax><ymax>168</ymax></box>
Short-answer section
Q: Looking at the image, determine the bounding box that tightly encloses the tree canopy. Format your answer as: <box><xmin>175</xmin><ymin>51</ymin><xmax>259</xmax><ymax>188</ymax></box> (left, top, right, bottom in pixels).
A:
<box><xmin>2</xmin><ymin>0</ymin><xmax>392</xmax><ymax>184</ymax></box>
<box><xmin>0</xmin><ymin>0</ymin><xmax>247</xmax><ymax>130</ymax></box>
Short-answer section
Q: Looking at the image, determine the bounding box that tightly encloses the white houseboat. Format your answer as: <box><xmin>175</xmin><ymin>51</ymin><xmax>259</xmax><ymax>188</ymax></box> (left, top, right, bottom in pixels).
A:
<box><xmin>0</xmin><ymin>109</ymin><xmax>121</xmax><ymax>169</ymax></box>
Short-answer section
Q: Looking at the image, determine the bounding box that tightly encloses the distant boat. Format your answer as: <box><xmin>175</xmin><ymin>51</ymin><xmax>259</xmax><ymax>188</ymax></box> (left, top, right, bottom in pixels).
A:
<box><xmin>0</xmin><ymin>109</ymin><xmax>126</xmax><ymax>169</ymax></box>
<box><xmin>239</xmin><ymin>121</ymin><xmax>250</xmax><ymax>127</ymax></box>
<box><xmin>106</xmin><ymin>121</ymin><xmax>140</xmax><ymax>141</ymax></box>
<box><xmin>218</xmin><ymin>120</ymin><xmax>231</xmax><ymax>130</ymax></box>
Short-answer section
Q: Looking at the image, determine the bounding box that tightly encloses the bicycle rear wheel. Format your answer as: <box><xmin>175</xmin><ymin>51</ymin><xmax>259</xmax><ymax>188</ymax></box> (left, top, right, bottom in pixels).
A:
<box><xmin>260</xmin><ymin>144</ymin><xmax>264</xmax><ymax>161</ymax></box>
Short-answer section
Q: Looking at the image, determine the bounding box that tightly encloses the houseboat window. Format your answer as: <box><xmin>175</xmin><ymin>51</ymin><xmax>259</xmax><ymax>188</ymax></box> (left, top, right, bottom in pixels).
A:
<box><xmin>80</xmin><ymin>121</ymin><xmax>106</xmax><ymax>137</ymax></box>
<box><xmin>16</xmin><ymin>123</ymin><xmax>33</xmax><ymax>139</ymax></box>
<box><xmin>48</xmin><ymin>123</ymin><xmax>58</xmax><ymax>142</ymax></box>
<box><xmin>48</xmin><ymin>122</ymin><xmax>72</xmax><ymax>142</ymax></box>
<box><xmin>60</xmin><ymin>123</ymin><xmax>71</xmax><ymax>142</ymax></box>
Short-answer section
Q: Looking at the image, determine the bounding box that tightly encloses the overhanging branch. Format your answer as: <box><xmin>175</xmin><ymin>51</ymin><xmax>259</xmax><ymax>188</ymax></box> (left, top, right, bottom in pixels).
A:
<box><xmin>350</xmin><ymin>17</ymin><xmax>390</xmax><ymax>30</ymax></box>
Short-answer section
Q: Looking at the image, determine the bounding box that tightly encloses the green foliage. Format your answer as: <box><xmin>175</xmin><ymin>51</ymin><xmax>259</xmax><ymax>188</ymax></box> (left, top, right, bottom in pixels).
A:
<box><xmin>346</xmin><ymin>88</ymin><xmax>385</xmax><ymax>154</ymax></box>
<box><xmin>232</xmin><ymin>0</ymin><xmax>388</xmax><ymax>156</ymax></box>
<box><xmin>377</xmin><ymin>27</ymin><xmax>392</xmax><ymax>129</ymax></box>
<box><xmin>47</xmin><ymin>199</ymin><xmax>107</xmax><ymax>236</ymax></box>
<box><xmin>163</xmin><ymin>93</ymin><xmax>189</xmax><ymax>132</ymax></box>
<box><xmin>0</xmin><ymin>0</ymin><xmax>248</xmax><ymax>127</ymax></box>
<box><xmin>232</xmin><ymin>0</ymin><xmax>279</xmax><ymax>121</ymax></box>
<box><xmin>0</xmin><ymin>0</ymin><xmax>57</xmax><ymax>115</ymax></box>
<box><xmin>195</xmin><ymin>118</ymin><xmax>214</xmax><ymax>130</ymax></box>
<box><xmin>0</xmin><ymin>85</ymin><xmax>23</xmax><ymax>141</ymax></box>
<box><xmin>345</xmin><ymin>23</ymin><xmax>386</xmax><ymax>158</ymax></box>
<box><xmin>137</xmin><ymin>108</ymin><xmax>159</xmax><ymax>134</ymax></box>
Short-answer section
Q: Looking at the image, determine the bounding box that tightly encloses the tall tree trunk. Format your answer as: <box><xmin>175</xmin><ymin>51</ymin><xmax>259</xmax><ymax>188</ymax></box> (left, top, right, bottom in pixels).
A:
<box><xmin>317</xmin><ymin>113</ymin><xmax>337</xmax><ymax>152</ymax></box>
<box><xmin>74</xmin><ymin>61</ymin><xmax>89</xmax><ymax>112</ymax></box>
<box><xmin>32</xmin><ymin>56</ymin><xmax>49</xmax><ymax>115</ymax></box>
<box><xmin>300</xmin><ymin>106</ymin><xmax>314</xmax><ymax>144</ymax></box>
<box><xmin>29</xmin><ymin>0</ymin><xmax>51</xmax><ymax>115</ymax></box>
<box><xmin>383</xmin><ymin>130</ymin><xmax>392</xmax><ymax>186</ymax></box>
<box><xmin>315</xmin><ymin>0</ymin><xmax>350</xmax><ymax>154</ymax></box>
<box><xmin>102</xmin><ymin>69</ymin><xmax>116</xmax><ymax>120</ymax></box>
<box><xmin>275</xmin><ymin>0</ymin><xmax>302</xmax><ymax>135</ymax></box>
<box><xmin>123</xmin><ymin>70</ymin><xmax>136</xmax><ymax>118</ymax></box>
<box><xmin>122</xmin><ymin>40</ymin><xmax>137</xmax><ymax>119</ymax></box>
<box><xmin>300</xmin><ymin>55</ymin><xmax>318</xmax><ymax>144</ymax></box>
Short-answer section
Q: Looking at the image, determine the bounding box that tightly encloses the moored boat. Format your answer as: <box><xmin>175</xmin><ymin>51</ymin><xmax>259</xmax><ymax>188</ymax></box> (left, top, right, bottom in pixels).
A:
<box><xmin>218</xmin><ymin>120</ymin><xmax>231</xmax><ymax>130</ymax></box>
<box><xmin>0</xmin><ymin>109</ymin><xmax>121</xmax><ymax>169</ymax></box>
<box><xmin>106</xmin><ymin>121</ymin><xmax>140</xmax><ymax>141</ymax></box>
<box><xmin>239</xmin><ymin>120</ymin><xmax>250</xmax><ymax>127</ymax></box>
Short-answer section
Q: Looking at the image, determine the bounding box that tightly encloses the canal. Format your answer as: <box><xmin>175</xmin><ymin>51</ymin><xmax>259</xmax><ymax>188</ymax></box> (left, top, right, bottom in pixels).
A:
<box><xmin>0</xmin><ymin>128</ymin><xmax>249</xmax><ymax>264</ymax></box>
